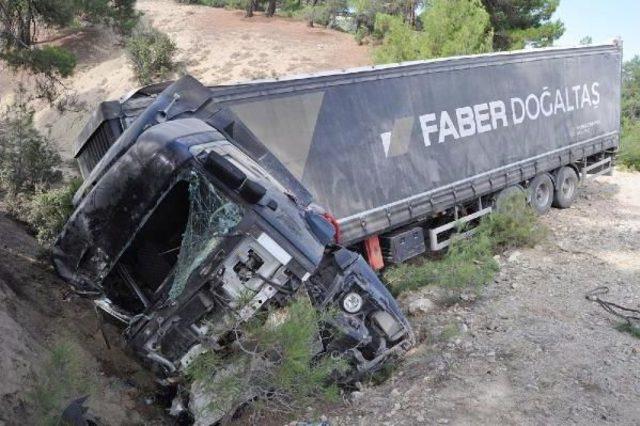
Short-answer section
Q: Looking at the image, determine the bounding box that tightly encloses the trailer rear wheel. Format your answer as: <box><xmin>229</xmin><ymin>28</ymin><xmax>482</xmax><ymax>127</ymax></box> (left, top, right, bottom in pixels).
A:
<box><xmin>528</xmin><ymin>173</ymin><xmax>553</xmax><ymax>215</ymax></box>
<box><xmin>552</xmin><ymin>166</ymin><xmax>578</xmax><ymax>208</ymax></box>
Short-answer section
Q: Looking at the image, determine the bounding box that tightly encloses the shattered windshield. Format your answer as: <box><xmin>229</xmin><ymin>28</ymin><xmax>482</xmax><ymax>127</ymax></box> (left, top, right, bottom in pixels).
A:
<box><xmin>169</xmin><ymin>174</ymin><xmax>243</xmax><ymax>299</ymax></box>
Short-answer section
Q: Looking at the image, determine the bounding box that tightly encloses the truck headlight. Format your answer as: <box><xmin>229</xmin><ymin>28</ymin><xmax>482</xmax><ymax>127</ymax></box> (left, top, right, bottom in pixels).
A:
<box><xmin>342</xmin><ymin>292</ymin><xmax>363</xmax><ymax>313</ymax></box>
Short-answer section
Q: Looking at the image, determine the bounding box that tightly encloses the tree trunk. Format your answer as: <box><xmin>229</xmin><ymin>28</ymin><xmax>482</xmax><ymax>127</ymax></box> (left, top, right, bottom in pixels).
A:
<box><xmin>245</xmin><ymin>0</ymin><xmax>255</xmax><ymax>17</ymax></box>
<box><xmin>265</xmin><ymin>0</ymin><xmax>276</xmax><ymax>17</ymax></box>
<box><xmin>405</xmin><ymin>0</ymin><xmax>416</xmax><ymax>29</ymax></box>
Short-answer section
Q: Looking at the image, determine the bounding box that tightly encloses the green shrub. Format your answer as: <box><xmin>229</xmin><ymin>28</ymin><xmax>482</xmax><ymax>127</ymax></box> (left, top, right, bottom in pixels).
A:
<box><xmin>3</xmin><ymin>46</ymin><xmax>76</xmax><ymax>78</ymax></box>
<box><xmin>385</xmin><ymin>193</ymin><xmax>544</xmax><ymax>295</ymax></box>
<box><xmin>125</xmin><ymin>23</ymin><xmax>177</xmax><ymax>84</ymax></box>
<box><xmin>0</xmin><ymin>94</ymin><xmax>78</xmax><ymax>244</ymax></box>
<box><xmin>302</xmin><ymin>4</ymin><xmax>331</xmax><ymax>27</ymax></box>
<box><xmin>0</xmin><ymin>100</ymin><xmax>62</xmax><ymax>195</ymax></box>
<box><xmin>622</xmin><ymin>56</ymin><xmax>640</xmax><ymax>126</ymax></box>
<box><xmin>349</xmin><ymin>0</ymin><xmax>378</xmax><ymax>34</ymax></box>
<box><xmin>615</xmin><ymin>322</ymin><xmax>640</xmax><ymax>339</ymax></box>
<box><xmin>24</xmin><ymin>178</ymin><xmax>81</xmax><ymax>244</ymax></box>
<box><xmin>224</xmin><ymin>0</ymin><xmax>248</xmax><ymax>10</ymax></box>
<box><xmin>110</xmin><ymin>0</ymin><xmax>141</xmax><ymax>35</ymax></box>
<box><xmin>476</xmin><ymin>192</ymin><xmax>545</xmax><ymax>250</ymax></box>
<box><xmin>372</xmin><ymin>14</ymin><xmax>421</xmax><ymax>64</ymax></box>
<box><xmin>354</xmin><ymin>27</ymin><xmax>367</xmax><ymax>45</ymax></box>
<box><xmin>200</xmin><ymin>0</ymin><xmax>228</xmax><ymax>6</ymax></box>
<box><xmin>372</xmin><ymin>0</ymin><xmax>493</xmax><ymax>64</ymax></box>
<box><xmin>1</xmin><ymin>46</ymin><xmax>77</xmax><ymax>101</ymax></box>
<box><xmin>385</xmin><ymin>231</ymin><xmax>498</xmax><ymax>295</ymax></box>
<box><xmin>5</xmin><ymin>178</ymin><xmax>80</xmax><ymax>244</ymax></box>
<box><xmin>418</xmin><ymin>0</ymin><xmax>492</xmax><ymax>58</ymax></box>
<box><xmin>619</xmin><ymin>121</ymin><xmax>640</xmax><ymax>171</ymax></box>
<box><xmin>186</xmin><ymin>296</ymin><xmax>348</xmax><ymax>419</ymax></box>
<box><xmin>371</xmin><ymin>13</ymin><xmax>396</xmax><ymax>40</ymax></box>
<box><xmin>28</xmin><ymin>342</ymin><xmax>94</xmax><ymax>426</ymax></box>
<box><xmin>280</xmin><ymin>0</ymin><xmax>303</xmax><ymax>12</ymax></box>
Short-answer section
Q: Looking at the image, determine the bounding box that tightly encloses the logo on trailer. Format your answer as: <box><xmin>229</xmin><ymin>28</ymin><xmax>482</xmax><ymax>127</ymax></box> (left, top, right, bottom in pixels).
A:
<box><xmin>379</xmin><ymin>82</ymin><xmax>601</xmax><ymax>158</ymax></box>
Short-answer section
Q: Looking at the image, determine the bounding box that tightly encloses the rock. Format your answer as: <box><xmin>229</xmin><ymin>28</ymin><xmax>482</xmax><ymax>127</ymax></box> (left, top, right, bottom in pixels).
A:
<box><xmin>408</xmin><ymin>298</ymin><xmax>436</xmax><ymax>316</ymax></box>
<box><xmin>459</xmin><ymin>293</ymin><xmax>477</xmax><ymax>302</ymax></box>
<box><xmin>391</xmin><ymin>388</ymin><xmax>401</xmax><ymax>398</ymax></box>
<box><xmin>507</xmin><ymin>251</ymin><xmax>522</xmax><ymax>262</ymax></box>
<box><xmin>351</xmin><ymin>391</ymin><xmax>364</xmax><ymax>402</ymax></box>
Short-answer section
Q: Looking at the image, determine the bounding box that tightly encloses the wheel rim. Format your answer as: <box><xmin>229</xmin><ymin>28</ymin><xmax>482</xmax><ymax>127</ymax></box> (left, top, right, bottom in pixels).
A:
<box><xmin>561</xmin><ymin>176</ymin><xmax>575</xmax><ymax>199</ymax></box>
<box><xmin>535</xmin><ymin>182</ymin><xmax>550</xmax><ymax>206</ymax></box>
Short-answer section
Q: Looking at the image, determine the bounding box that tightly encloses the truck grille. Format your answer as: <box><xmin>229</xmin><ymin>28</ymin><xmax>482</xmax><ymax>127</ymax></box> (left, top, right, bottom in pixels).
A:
<box><xmin>76</xmin><ymin>120</ymin><xmax>121</xmax><ymax>178</ymax></box>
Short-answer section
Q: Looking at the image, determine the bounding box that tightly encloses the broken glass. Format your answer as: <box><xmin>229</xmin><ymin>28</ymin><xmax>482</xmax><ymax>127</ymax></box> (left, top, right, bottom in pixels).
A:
<box><xmin>169</xmin><ymin>173</ymin><xmax>243</xmax><ymax>299</ymax></box>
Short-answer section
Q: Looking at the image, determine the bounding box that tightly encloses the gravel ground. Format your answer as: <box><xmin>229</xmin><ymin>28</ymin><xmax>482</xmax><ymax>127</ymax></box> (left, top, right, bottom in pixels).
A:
<box><xmin>2</xmin><ymin>171</ymin><xmax>637</xmax><ymax>424</ymax></box>
<box><xmin>331</xmin><ymin>170</ymin><xmax>640</xmax><ymax>426</ymax></box>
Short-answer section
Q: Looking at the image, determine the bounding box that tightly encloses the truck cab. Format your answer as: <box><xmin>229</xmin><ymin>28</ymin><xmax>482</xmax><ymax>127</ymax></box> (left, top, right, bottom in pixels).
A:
<box><xmin>53</xmin><ymin>107</ymin><xmax>413</xmax><ymax>377</ymax></box>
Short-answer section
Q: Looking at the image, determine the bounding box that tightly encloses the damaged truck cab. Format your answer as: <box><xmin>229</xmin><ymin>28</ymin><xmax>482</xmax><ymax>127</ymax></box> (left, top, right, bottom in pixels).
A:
<box><xmin>53</xmin><ymin>79</ymin><xmax>413</xmax><ymax>378</ymax></box>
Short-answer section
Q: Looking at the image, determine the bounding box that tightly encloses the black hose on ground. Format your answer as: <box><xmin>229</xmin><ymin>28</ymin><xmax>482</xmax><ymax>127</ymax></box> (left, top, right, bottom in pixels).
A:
<box><xmin>585</xmin><ymin>286</ymin><xmax>640</xmax><ymax>327</ymax></box>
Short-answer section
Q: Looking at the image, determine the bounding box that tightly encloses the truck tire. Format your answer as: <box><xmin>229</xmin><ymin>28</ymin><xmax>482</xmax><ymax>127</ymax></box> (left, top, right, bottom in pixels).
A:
<box><xmin>494</xmin><ymin>185</ymin><xmax>526</xmax><ymax>212</ymax></box>
<box><xmin>552</xmin><ymin>166</ymin><xmax>579</xmax><ymax>208</ymax></box>
<box><xmin>528</xmin><ymin>173</ymin><xmax>554</xmax><ymax>215</ymax></box>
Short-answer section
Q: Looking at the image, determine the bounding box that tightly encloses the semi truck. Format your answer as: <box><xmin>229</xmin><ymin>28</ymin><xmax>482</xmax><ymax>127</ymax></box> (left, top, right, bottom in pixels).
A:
<box><xmin>53</xmin><ymin>41</ymin><xmax>622</xmax><ymax>387</ymax></box>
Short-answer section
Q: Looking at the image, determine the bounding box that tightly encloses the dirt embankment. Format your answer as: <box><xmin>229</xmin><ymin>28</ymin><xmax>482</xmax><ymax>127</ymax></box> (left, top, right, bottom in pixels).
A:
<box><xmin>0</xmin><ymin>0</ymin><xmax>371</xmax><ymax>159</ymax></box>
<box><xmin>0</xmin><ymin>213</ymin><xmax>168</xmax><ymax>424</ymax></box>
<box><xmin>332</xmin><ymin>171</ymin><xmax>640</xmax><ymax>425</ymax></box>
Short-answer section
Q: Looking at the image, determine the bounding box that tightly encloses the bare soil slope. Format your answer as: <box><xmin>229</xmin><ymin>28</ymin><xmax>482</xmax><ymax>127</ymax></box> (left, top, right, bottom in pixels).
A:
<box><xmin>333</xmin><ymin>171</ymin><xmax>640</xmax><ymax>425</ymax></box>
<box><xmin>0</xmin><ymin>213</ymin><xmax>167</xmax><ymax>424</ymax></box>
<box><xmin>0</xmin><ymin>0</ymin><xmax>371</xmax><ymax>158</ymax></box>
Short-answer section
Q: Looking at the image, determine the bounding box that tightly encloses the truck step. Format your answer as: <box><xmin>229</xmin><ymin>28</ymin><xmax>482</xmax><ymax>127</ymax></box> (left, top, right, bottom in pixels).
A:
<box><xmin>582</xmin><ymin>156</ymin><xmax>612</xmax><ymax>180</ymax></box>
<box><xmin>428</xmin><ymin>206</ymin><xmax>493</xmax><ymax>251</ymax></box>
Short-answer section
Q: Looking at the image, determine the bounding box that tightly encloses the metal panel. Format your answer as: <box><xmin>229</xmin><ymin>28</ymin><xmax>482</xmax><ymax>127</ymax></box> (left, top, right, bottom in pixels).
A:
<box><xmin>428</xmin><ymin>207</ymin><xmax>492</xmax><ymax>251</ymax></box>
<box><xmin>223</xmin><ymin>46</ymin><xmax>621</xmax><ymax>224</ymax></box>
<box><xmin>73</xmin><ymin>43</ymin><xmax>623</xmax><ymax>244</ymax></box>
<box><xmin>380</xmin><ymin>227</ymin><xmax>426</xmax><ymax>263</ymax></box>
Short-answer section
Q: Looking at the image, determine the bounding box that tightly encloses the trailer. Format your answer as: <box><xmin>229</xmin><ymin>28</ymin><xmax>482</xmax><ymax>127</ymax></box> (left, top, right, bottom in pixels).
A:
<box><xmin>53</xmin><ymin>42</ymin><xmax>622</xmax><ymax>386</ymax></box>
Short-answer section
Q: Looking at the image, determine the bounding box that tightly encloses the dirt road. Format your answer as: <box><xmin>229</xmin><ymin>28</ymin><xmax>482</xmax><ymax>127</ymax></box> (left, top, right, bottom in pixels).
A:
<box><xmin>332</xmin><ymin>171</ymin><xmax>640</xmax><ymax>425</ymax></box>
